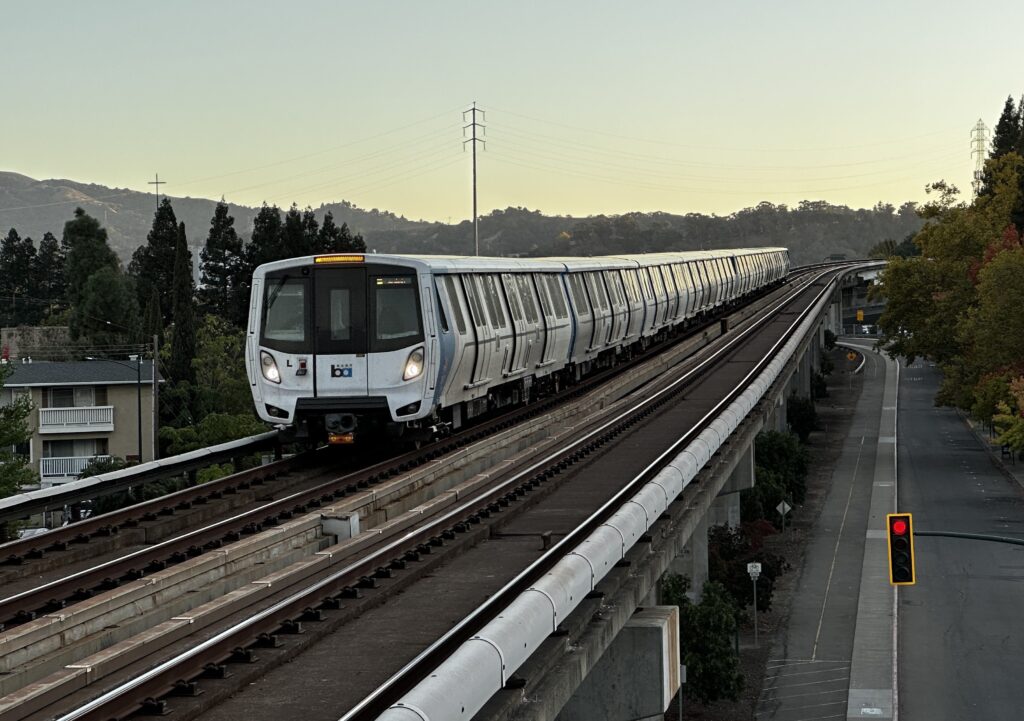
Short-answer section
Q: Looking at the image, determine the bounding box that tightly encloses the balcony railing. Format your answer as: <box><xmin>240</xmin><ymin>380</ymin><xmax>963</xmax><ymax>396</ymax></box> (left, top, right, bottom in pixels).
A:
<box><xmin>39</xmin><ymin>455</ymin><xmax>111</xmax><ymax>479</ymax></box>
<box><xmin>38</xmin><ymin>406</ymin><xmax>114</xmax><ymax>434</ymax></box>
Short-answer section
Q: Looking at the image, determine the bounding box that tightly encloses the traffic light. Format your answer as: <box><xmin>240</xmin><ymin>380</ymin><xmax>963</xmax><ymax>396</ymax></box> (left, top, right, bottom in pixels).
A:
<box><xmin>886</xmin><ymin>513</ymin><xmax>915</xmax><ymax>585</ymax></box>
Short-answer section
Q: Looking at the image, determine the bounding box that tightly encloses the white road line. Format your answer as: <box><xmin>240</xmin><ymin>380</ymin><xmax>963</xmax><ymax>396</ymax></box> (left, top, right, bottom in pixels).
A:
<box><xmin>762</xmin><ymin>676</ymin><xmax>851</xmax><ymax>692</ymax></box>
<box><xmin>764</xmin><ymin>666</ymin><xmax>851</xmax><ymax>680</ymax></box>
<box><xmin>769</xmin><ymin>687</ymin><xmax>852</xmax><ymax>701</ymax></box>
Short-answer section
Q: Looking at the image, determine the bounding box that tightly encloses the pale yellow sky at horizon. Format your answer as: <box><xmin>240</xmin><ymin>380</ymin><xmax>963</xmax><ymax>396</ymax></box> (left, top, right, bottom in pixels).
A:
<box><xmin>2</xmin><ymin>1</ymin><xmax>1018</xmax><ymax>221</ymax></box>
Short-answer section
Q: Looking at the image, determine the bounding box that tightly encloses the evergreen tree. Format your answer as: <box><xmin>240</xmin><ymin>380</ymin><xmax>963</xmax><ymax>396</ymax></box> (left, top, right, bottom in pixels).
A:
<box><xmin>317</xmin><ymin>212</ymin><xmax>367</xmax><ymax>253</ymax></box>
<box><xmin>33</xmin><ymin>231</ymin><xmax>67</xmax><ymax>319</ymax></box>
<box><xmin>301</xmin><ymin>207</ymin><xmax>319</xmax><ymax>254</ymax></box>
<box><xmin>281</xmin><ymin>203</ymin><xmax>309</xmax><ymax>258</ymax></box>
<box><xmin>199</xmin><ymin>201</ymin><xmax>245</xmax><ymax>325</ymax></box>
<box><xmin>244</xmin><ymin>203</ymin><xmax>284</xmax><ymax>270</ymax></box>
<box><xmin>63</xmin><ymin>208</ymin><xmax>119</xmax><ymax>308</ymax></box>
<box><xmin>169</xmin><ymin>222</ymin><xmax>197</xmax><ymax>385</ymax></box>
<box><xmin>130</xmin><ymin>198</ymin><xmax>179</xmax><ymax>324</ymax></box>
<box><xmin>0</xmin><ymin>229</ymin><xmax>37</xmax><ymax>326</ymax></box>
<box><xmin>70</xmin><ymin>267</ymin><xmax>140</xmax><ymax>344</ymax></box>
<box><xmin>142</xmin><ymin>286</ymin><xmax>163</xmax><ymax>347</ymax></box>
<box><xmin>982</xmin><ymin>95</ymin><xmax>1024</xmax><ymax>197</ymax></box>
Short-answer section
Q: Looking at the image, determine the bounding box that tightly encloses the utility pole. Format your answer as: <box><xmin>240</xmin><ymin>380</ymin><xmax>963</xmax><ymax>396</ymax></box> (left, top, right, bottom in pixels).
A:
<box><xmin>463</xmin><ymin>103</ymin><xmax>486</xmax><ymax>255</ymax></box>
<box><xmin>148</xmin><ymin>173</ymin><xmax>166</xmax><ymax>210</ymax></box>
<box><xmin>970</xmin><ymin>119</ymin><xmax>988</xmax><ymax>198</ymax></box>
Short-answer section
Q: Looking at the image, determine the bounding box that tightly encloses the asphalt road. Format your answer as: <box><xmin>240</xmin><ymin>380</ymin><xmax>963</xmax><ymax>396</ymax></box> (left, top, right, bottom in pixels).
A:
<box><xmin>898</xmin><ymin>361</ymin><xmax>1024</xmax><ymax>719</ymax></box>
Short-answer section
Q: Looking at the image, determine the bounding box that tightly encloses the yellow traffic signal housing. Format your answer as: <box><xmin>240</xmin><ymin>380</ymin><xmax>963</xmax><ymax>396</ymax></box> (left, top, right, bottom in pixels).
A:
<box><xmin>886</xmin><ymin>513</ymin><xmax>915</xmax><ymax>585</ymax></box>
<box><xmin>856</xmin><ymin>309</ymin><xmax>865</xmax><ymax>322</ymax></box>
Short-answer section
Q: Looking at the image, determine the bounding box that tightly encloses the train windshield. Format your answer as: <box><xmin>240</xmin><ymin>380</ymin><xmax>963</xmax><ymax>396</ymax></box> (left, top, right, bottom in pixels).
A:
<box><xmin>261</xmin><ymin>275</ymin><xmax>310</xmax><ymax>353</ymax></box>
<box><xmin>371</xmin><ymin>275</ymin><xmax>423</xmax><ymax>352</ymax></box>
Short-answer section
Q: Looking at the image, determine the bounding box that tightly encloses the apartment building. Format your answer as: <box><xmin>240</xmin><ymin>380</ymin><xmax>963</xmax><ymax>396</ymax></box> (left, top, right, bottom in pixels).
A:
<box><xmin>1</xmin><ymin>359</ymin><xmax>158</xmax><ymax>488</ymax></box>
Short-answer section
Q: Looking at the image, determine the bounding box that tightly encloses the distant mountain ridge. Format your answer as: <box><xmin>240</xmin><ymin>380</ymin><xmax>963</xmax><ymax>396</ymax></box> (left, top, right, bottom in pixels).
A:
<box><xmin>0</xmin><ymin>172</ymin><xmax>923</xmax><ymax>265</ymax></box>
<box><xmin>0</xmin><ymin>172</ymin><xmax>430</xmax><ymax>261</ymax></box>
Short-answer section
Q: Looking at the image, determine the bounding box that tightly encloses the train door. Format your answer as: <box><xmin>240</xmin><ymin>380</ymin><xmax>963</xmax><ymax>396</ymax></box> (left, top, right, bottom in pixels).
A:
<box><xmin>439</xmin><ymin>275</ymin><xmax>475</xmax><ymax>396</ymax></box>
<box><xmin>460</xmin><ymin>275</ymin><xmax>494</xmax><ymax>387</ymax></box>
<box><xmin>565</xmin><ymin>273</ymin><xmax>594</xmax><ymax>358</ymax></box>
<box><xmin>313</xmin><ymin>267</ymin><xmax>369</xmax><ymax>397</ymax></box>
<box><xmin>515</xmin><ymin>275</ymin><xmax>544</xmax><ymax>369</ymax></box>
<box><xmin>501</xmin><ymin>274</ymin><xmax>529</xmax><ymax>375</ymax></box>
<box><xmin>533</xmin><ymin>275</ymin><xmax>557</xmax><ymax>365</ymax></box>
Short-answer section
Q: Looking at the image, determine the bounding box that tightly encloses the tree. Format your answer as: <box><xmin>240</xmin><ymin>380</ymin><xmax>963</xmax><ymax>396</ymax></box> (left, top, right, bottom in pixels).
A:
<box><xmin>141</xmin><ymin>286</ymin><xmax>163</xmax><ymax>347</ymax></box>
<box><xmin>33</xmin><ymin>231</ymin><xmax>67</xmax><ymax>320</ymax></box>
<box><xmin>318</xmin><ymin>211</ymin><xmax>367</xmax><ymax>253</ymax></box>
<box><xmin>244</xmin><ymin>203</ymin><xmax>284</xmax><ymax>269</ymax></box>
<box><xmin>991</xmin><ymin>95</ymin><xmax>1022</xmax><ymax>162</ymax></box>
<box><xmin>281</xmin><ymin>203</ymin><xmax>315</xmax><ymax>258</ymax></box>
<box><xmin>661</xmin><ymin>577</ymin><xmax>744</xmax><ymax>704</ymax></box>
<box><xmin>0</xmin><ymin>229</ymin><xmax>37</xmax><ymax>326</ymax></box>
<box><xmin>63</xmin><ymin>208</ymin><xmax>119</xmax><ymax>308</ymax></box>
<box><xmin>69</xmin><ymin>266</ymin><xmax>140</xmax><ymax>345</ymax></box>
<box><xmin>302</xmin><ymin>207</ymin><xmax>320</xmax><ymax>254</ymax></box>
<box><xmin>199</xmin><ymin>201</ymin><xmax>246</xmax><ymax>325</ymax></box>
<box><xmin>1</xmin><ymin>363</ymin><xmax>37</xmax><ymax>539</ymax></box>
<box><xmin>192</xmin><ymin>314</ymin><xmax>253</xmax><ymax>418</ymax></box>
<box><xmin>130</xmin><ymin>198</ymin><xmax>179</xmax><ymax>324</ymax></box>
<box><xmin>168</xmin><ymin>222</ymin><xmax>197</xmax><ymax>385</ymax></box>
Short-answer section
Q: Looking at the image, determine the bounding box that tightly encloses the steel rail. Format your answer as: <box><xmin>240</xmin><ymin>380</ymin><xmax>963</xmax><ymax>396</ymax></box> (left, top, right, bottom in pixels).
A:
<box><xmin>340</xmin><ymin>265</ymin><xmax>849</xmax><ymax>721</ymax></box>
<box><xmin>55</xmin><ymin>265</ymin><xmax>843</xmax><ymax>721</ymax></box>
<box><xmin>0</xmin><ymin>270</ymin><xmax>824</xmax><ymax>626</ymax></box>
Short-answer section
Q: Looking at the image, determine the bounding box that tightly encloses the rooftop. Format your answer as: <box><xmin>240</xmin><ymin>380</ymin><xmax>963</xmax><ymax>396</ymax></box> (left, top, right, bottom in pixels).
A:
<box><xmin>1</xmin><ymin>359</ymin><xmax>160</xmax><ymax>387</ymax></box>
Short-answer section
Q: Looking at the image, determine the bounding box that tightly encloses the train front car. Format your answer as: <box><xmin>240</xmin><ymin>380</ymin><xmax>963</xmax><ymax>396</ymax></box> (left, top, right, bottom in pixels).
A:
<box><xmin>247</xmin><ymin>254</ymin><xmax>435</xmax><ymax>444</ymax></box>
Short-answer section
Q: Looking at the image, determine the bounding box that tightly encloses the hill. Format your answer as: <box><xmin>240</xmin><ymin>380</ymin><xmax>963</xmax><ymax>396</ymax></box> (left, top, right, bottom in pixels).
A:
<box><xmin>0</xmin><ymin>172</ymin><xmax>922</xmax><ymax>265</ymax></box>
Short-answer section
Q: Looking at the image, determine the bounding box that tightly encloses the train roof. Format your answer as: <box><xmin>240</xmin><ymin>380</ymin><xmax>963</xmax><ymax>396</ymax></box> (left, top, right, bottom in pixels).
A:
<box><xmin>253</xmin><ymin>248</ymin><xmax>788</xmax><ymax>276</ymax></box>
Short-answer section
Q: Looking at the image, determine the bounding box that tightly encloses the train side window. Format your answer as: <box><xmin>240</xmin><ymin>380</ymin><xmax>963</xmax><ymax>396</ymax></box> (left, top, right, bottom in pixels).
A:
<box><xmin>533</xmin><ymin>275</ymin><xmax>554</xmax><ymax>318</ymax></box>
<box><xmin>482</xmin><ymin>275</ymin><xmax>506</xmax><ymax>329</ymax></box>
<box><xmin>442</xmin><ymin>276</ymin><xmax>467</xmax><ymax>334</ymax></box>
<box><xmin>568</xmin><ymin>274</ymin><xmax>590</xmax><ymax>315</ymax></box>
<box><xmin>587</xmin><ymin>273</ymin><xmax>609</xmax><ymax>311</ymax></box>
<box><xmin>462</xmin><ymin>276</ymin><xmax>488</xmax><ymax>328</ymax></box>
<box><xmin>517</xmin><ymin>275</ymin><xmax>538</xmax><ymax>323</ymax></box>
<box><xmin>547</xmin><ymin>276</ymin><xmax>568</xmax><ymax>318</ymax></box>
<box><xmin>501</xmin><ymin>274</ymin><xmax>523</xmax><ymax>323</ymax></box>
<box><xmin>435</xmin><ymin>290</ymin><xmax>449</xmax><ymax>332</ymax></box>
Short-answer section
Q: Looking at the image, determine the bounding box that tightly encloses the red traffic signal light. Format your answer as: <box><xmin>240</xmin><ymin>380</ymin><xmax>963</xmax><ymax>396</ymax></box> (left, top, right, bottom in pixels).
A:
<box><xmin>886</xmin><ymin>513</ymin><xmax>915</xmax><ymax>586</ymax></box>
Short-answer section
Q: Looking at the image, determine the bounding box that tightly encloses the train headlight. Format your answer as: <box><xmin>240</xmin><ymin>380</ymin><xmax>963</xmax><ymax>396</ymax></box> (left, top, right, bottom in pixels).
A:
<box><xmin>403</xmin><ymin>347</ymin><xmax>425</xmax><ymax>381</ymax></box>
<box><xmin>261</xmin><ymin>351</ymin><xmax>281</xmax><ymax>383</ymax></box>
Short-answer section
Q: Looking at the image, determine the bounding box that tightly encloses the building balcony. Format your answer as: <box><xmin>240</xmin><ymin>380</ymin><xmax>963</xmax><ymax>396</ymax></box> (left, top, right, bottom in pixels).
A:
<box><xmin>38</xmin><ymin>406</ymin><xmax>114</xmax><ymax>434</ymax></box>
<box><xmin>39</xmin><ymin>455</ymin><xmax>111</xmax><ymax>479</ymax></box>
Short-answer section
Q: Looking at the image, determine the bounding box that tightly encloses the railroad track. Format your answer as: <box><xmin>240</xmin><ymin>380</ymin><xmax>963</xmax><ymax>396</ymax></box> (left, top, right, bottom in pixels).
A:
<box><xmin>0</xmin><ymin>264</ymin><xmax>855</xmax><ymax>721</ymax></box>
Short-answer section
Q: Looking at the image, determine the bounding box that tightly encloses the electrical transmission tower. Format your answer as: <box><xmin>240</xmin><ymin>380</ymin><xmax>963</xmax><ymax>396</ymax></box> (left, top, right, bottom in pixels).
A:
<box><xmin>970</xmin><ymin>119</ymin><xmax>989</xmax><ymax>197</ymax></box>
<box><xmin>463</xmin><ymin>103</ymin><xmax>486</xmax><ymax>255</ymax></box>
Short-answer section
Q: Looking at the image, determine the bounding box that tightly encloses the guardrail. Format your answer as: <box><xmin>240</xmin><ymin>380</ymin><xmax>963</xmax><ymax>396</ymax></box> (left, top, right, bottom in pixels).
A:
<box><xmin>0</xmin><ymin>430</ymin><xmax>281</xmax><ymax>525</ymax></box>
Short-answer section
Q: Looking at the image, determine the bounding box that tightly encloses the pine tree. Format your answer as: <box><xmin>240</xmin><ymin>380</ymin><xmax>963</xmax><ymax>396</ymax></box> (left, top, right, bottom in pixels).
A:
<box><xmin>130</xmin><ymin>198</ymin><xmax>179</xmax><ymax>324</ymax></box>
<box><xmin>301</xmin><ymin>207</ymin><xmax>319</xmax><ymax>254</ymax></box>
<box><xmin>142</xmin><ymin>286</ymin><xmax>163</xmax><ymax>347</ymax></box>
<box><xmin>281</xmin><ymin>203</ymin><xmax>308</xmax><ymax>258</ymax></box>
<box><xmin>33</xmin><ymin>231</ymin><xmax>67</xmax><ymax>319</ymax></box>
<box><xmin>1</xmin><ymin>363</ymin><xmax>36</xmax><ymax>537</ymax></box>
<box><xmin>63</xmin><ymin>208</ymin><xmax>119</xmax><ymax>308</ymax></box>
<box><xmin>0</xmin><ymin>229</ymin><xmax>37</xmax><ymax>326</ymax></box>
<box><xmin>981</xmin><ymin>95</ymin><xmax>1024</xmax><ymax>197</ymax></box>
<box><xmin>169</xmin><ymin>222</ymin><xmax>197</xmax><ymax>385</ymax></box>
<box><xmin>70</xmin><ymin>267</ymin><xmax>140</xmax><ymax>345</ymax></box>
<box><xmin>316</xmin><ymin>212</ymin><xmax>367</xmax><ymax>253</ymax></box>
<box><xmin>244</xmin><ymin>203</ymin><xmax>284</xmax><ymax>270</ymax></box>
<box><xmin>199</xmin><ymin>200</ymin><xmax>245</xmax><ymax>324</ymax></box>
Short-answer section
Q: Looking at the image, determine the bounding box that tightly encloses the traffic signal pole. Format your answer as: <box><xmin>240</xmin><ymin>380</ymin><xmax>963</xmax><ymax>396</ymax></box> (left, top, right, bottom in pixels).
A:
<box><xmin>913</xmin><ymin>530</ymin><xmax>1024</xmax><ymax>548</ymax></box>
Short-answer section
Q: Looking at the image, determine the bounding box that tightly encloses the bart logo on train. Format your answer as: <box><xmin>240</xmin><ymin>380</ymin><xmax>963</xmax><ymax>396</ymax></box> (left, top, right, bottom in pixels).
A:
<box><xmin>331</xmin><ymin>364</ymin><xmax>354</xmax><ymax>378</ymax></box>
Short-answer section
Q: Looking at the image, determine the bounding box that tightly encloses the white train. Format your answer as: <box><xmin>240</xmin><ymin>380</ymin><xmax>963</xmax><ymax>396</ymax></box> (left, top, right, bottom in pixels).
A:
<box><xmin>246</xmin><ymin>248</ymin><xmax>790</xmax><ymax>443</ymax></box>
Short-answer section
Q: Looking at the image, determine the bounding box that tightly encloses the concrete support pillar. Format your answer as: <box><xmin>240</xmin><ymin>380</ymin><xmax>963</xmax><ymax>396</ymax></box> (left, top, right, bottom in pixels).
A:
<box><xmin>666</xmin><ymin>515</ymin><xmax>708</xmax><ymax>603</ymax></box>
<box><xmin>556</xmin><ymin>607</ymin><xmax>681</xmax><ymax>721</ymax></box>
<box><xmin>708</xmin><ymin>492</ymin><xmax>740</xmax><ymax>530</ymax></box>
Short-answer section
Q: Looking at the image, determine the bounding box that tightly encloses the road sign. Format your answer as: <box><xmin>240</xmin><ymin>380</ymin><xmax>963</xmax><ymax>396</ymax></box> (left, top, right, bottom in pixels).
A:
<box><xmin>747</xmin><ymin>561</ymin><xmax>761</xmax><ymax>579</ymax></box>
<box><xmin>776</xmin><ymin>500</ymin><xmax>792</xmax><ymax>516</ymax></box>
<box><xmin>847</xmin><ymin>351</ymin><xmax>857</xmax><ymax>361</ymax></box>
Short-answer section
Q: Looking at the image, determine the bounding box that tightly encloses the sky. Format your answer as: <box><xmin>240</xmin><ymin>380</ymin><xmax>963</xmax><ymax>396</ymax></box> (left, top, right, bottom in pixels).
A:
<box><xmin>3</xmin><ymin>0</ymin><xmax>1022</xmax><ymax>222</ymax></box>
